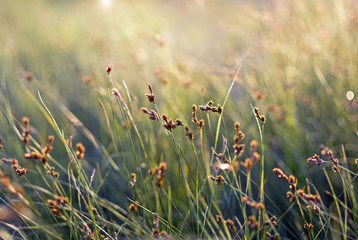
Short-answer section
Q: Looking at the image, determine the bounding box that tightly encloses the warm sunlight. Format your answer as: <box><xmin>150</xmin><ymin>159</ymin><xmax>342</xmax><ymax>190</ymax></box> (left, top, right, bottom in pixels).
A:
<box><xmin>1</xmin><ymin>0</ymin><xmax>357</xmax><ymax>239</ymax></box>
<box><xmin>100</xmin><ymin>0</ymin><xmax>112</xmax><ymax>8</ymax></box>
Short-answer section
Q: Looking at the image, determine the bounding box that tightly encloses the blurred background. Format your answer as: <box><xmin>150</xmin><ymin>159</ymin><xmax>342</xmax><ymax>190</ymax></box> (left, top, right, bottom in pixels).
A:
<box><xmin>0</xmin><ymin>0</ymin><xmax>357</xmax><ymax>238</ymax></box>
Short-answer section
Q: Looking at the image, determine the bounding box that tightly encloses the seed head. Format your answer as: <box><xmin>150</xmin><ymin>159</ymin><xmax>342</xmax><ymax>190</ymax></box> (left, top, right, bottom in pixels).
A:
<box><xmin>56</xmin><ymin>196</ymin><xmax>69</xmax><ymax>205</ymax></box>
<box><xmin>32</xmin><ymin>151</ymin><xmax>43</xmax><ymax>160</ymax></box>
<box><xmin>250</xmin><ymin>140</ymin><xmax>258</xmax><ymax>153</ymax></box>
<box><xmin>145</xmin><ymin>84</ymin><xmax>155</xmax><ymax>103</ymax></box>
<box><xmin>16</xmin><ymin>168</ymin><xmax>27</xmax><ymax>177</ymax></box>
<box><xmin>129</xmin><ymin>203</ymin><xmax>137</xmax><ymax>213</ymax></box>
<box><xmin>233</xmin><ymin>144</ymin><xmax>245</xmax><ymax>157</ymax></box>
<box><xmin>304</xmin><ymin>222</ymin><xmax>314</xmax><ymax>230</ymax></box>
<box><xmin>273</xmin><ymin>168</ymin><xmax>288</xmax><ymax>180</ymax></box>
<box><xmin>253</xmin><ymin>107</ymin><xmax>266</xmax><ymax>125</ymax></box>
<box><xmin>224</xmin><ymin>219</ymin><xmax>237</xmax><ymax>233</ymax></box>
<box><xmin>184</xmin><ymin>125</ymin><xmax>194</xmax><ymax>140</ymax></box>
<box><xmin>76</xmin><ymin>143</ymin><xmax>85</xmax><ymax>160</ymax></box>
<box><xmin>198</xmin><ymin>119</ymin><xmax>205</xmax><ymax>128</ymax></box>
<box><xmin>307</xmin><ymin>154</ymin><xmax>324</xmax><ymax>166</ymax></box>
<box><xmin>266</xmin><ymin>232</ymin><xmax>279</xmax><ymax>240</ymax></box>
<box><xmin>141</xmin><ymin>108</ymin><xmax>159</xmax><ymax>121</ymax></box>
<box><xmin>286</xmin><ymin>191</ymin><xmax>296</xmax><ymax>202</ymax></box>
<box><xmin>106</xmin><ymin>64</ymin><xmax>112</xmax><ymax>75</ymax></box>
<box><xmin>243</xmin><ymin>158</ymin><xmax>253</xmax><ymax>170</ymax></box>
<box><xmin>22</xmin><ymin>117</ymin><xmax>30</xmax><ymax>147</ymax></box>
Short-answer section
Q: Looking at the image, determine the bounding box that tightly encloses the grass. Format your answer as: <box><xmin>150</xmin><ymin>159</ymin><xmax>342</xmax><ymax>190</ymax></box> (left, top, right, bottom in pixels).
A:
<box><xmin>0</xmin><ymin>0</ymin><xmax>357</xmax><ymax>239</ymax></box>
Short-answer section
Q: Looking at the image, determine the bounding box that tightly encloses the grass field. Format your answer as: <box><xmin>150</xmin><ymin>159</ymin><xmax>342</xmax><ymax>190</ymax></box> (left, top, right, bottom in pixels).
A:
<box><xmin>0</xmin><ymin>0</ymin><xmax>357</xmax><ymax>239</ymax></box>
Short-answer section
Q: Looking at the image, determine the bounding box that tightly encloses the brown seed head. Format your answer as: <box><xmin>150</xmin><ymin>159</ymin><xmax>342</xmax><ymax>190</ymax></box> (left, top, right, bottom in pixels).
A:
<box><xmin>224</xmin><ymin>219</ymin><xmax>237</xmax><ymax>233</ymax></box>
<box><xmin>243</xmin><ymin>158</ymin><xmax>253</xmax><ymax>170</ymax></box>
<box><xmin>255</xmin><ymin>201</ymin><xmax>265</xmax><ymax>211</ymax></box>
<box><xmin>151</xmin><ymin>228</ymin><xmax>160</xmax><ymax>238</ymax></box>
<box><xmin>16</xmin><ymin>168</ymin><xmax>27</xmax><ymax>177</ymax></box>
<box><xmin>162</xmin><ymin>114</ymin><xmax>168</xmax><ymax>122</ymax></box>
<box><xmin>47</xmin><ymin>199</ymin><xmax>58</xmax><ymax>207</ymax></box>
<box><xmin>43</xmin><ymin>135</ymin><xmax>55</xmax><ymax>158</ymax></box>
<box><xmin>326</xmin><ymin>149</ymin><xmax>334</xmax><ymax>160</ymax></box>
<box><xmin>296</xmin><ymin>189</ymin><xmax>304</xmax><ymax>197</ymax></box>
<box><xmin>145</xmin><ymin>84</ymin><xmax>156</xmax><ymax>103</ymax></box>
<box><xmin>159</xmin><ymin>162</ymin><xmax>167</xmax><ymax>171</ymax></box>
<box><xmin>286</xmin><ymin>191</ymin><xmax>296</xmax><ymax>202</ymax></box>
<box><xmin>332</xmin><ymin>158</ymin><xmax>340</xmax><ymax>173</ymax></box>
<box><xmin>260</xmin><ymin>116</ymin><xmax>266</xmax><ymax>124</ymax></box>
<box><xmin>235</xmin><ymin>122</ymin><xmax>240</xmax><ymax>131</ymax></box>
<box><xmin>265</xmin><ymin>216</ymin><xmax>278</xmax><ymax>226</ymax></box>
<box><xmin>288</xmin><ymin>175</ymin><xmax>296</xmax><ymax>185</ymax></box>
<box><xmin>106</xmin><ymin>64</ymin><xmax>112</xmax><ymax>75</ymax></box>
<box><xmin>56</xmin><ymin>196</ymin><xmax>69</xmax><ymax>205</ymax></box>
<box><xmin>153</xmin><ymin>213</ymin><xmax>159</xmax><ymax>228</ymax></box>
<box><xmin>175</xmin><ymin>119</ymin><xmax>183</xmax><ymax>127</ymax></box>
<box><xmin>184</xmin><ymin>125</ymin><xmax>194</xmax><ymax>140</ymax></box>
<box><xmin>156</xmin><ymin>175</ymin><xmax>164</xmax><ymax>188</ymax></box>
<box><xmin>232</xmin><ymin>161</ymin><xmax>240</xmax><ymax>172</ymax></box>
<box><xmin>23</xmin><ymin>117</ymin><xmax>30</xmax><ymax>129</ymax></box>
<box><xmin>128</xmin><ymin>203</ymin><xmax>137</xmax><ymax>213</ymax></box>
<box><xmin>148</xmin><ymin>84</ymin><xmax>153</xmax><ymax>94</ymax></box>
<box><xmin>217</xmin><ymin>174</ymin><xmax>225</xmax><ymax>185</ymax></box>
<box><xmin>250</xmin><ymin>140</ymin><xmax>258</xmax><ymax>153</ymax></box>
<box><xmin>266</xmin><ymin>232</ymin><xmax>279</xmax><ymax>240</ymax></box>
<box><xmin>141</xmin><ymin>107</ymin><xmax>149</xmax><ymax>114</ymax></box>
<box><xmin>51</xmin><ymin>207</ymin><xmax>61</xmax><ymax>216</ymax></box>
<box><xmin>233</xmin><ymin>144</ymin><xmax>245</xmax><ymax>157</ymax></box>
<box><xmin>22</xmin><ymin>117</ymin><xmax>30</xmax><ymax>147</ymax></box>
<box><xmin>76</xmin><ymin>143</ymin><xmax>85</xmax><ymax>160</ymax></box>
<box><xmin>198</xmin><ymin>119</ymin><xmax>205</xmax><ymax>128</ymax></box>
<box><xmin>332</xmin><ymin>165</ymin><xmax>340</xmax><ymax>173</ymax></box>
<box><xmin>32</xmin><ymin>151</ymin><xmax>43</xmax><ymax>160</ymax></box>
<box><xmin>145</xmin><ymin>93</ymin><xmax>155</xmax><ymax>103</ymax></box>
<box><xmin>304</xmin><ymin>222</ymin><xmax>314</xmax><ymax>230</ymax></box>
<box><xmin>253</xmin><ymin>107</ymin><xmax>266</xmax><ymax>125</ymax></box>
<box><xmin>252</xmin><ymin>152</ymin><xmax>261</xmax><ymax>163</ymax></box>
<box><xmin>210</xmin><ymin>174</ymin><xmax>225</xmax><ymax>185</ymax></box>
<box><xmin>241</xmin><ymin>196</ymin><xmax>249</xmax><ymax>204</ymax></box>
<box><xmin>141</xmin><ymin>108</ymin><xmax>159</xmax><ymax>121</ymax></box>
<box><xmin>273</xmin><ymin>168</ymin><xmax>288</xmax><ymax>180</ymax></box>
<box><xmin>248</xmin><ymin>215</ymin><xmax>259</xmax><ymax>230</ymax></box>
<box><xmin>307</xmin><ymin>154</ymin><xmax>324</xmax><ymax>166</ymax></box>
<box><xmin>48</xmin><ymin>135</ymin><xmax>55</xmax><ymax>145</ymax></box>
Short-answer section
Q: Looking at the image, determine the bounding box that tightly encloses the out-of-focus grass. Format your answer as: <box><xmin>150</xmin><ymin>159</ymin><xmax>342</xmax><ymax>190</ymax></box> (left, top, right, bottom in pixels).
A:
<box><xmin>0</xmin><ymin>0</ymin><xmax>357</xmax><ymax>239</ymax></box>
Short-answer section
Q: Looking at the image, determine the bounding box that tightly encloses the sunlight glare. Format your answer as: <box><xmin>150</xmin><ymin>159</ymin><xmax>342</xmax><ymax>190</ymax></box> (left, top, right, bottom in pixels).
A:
<box><xmin>101</xmin><ymin>0</ymin><xmax>112</xmax><ymax>8</ymax></box>
<box><xmin>218</xmin><ymin>163</ymin><xmax>231</xmax><ymax>170</ymax></box>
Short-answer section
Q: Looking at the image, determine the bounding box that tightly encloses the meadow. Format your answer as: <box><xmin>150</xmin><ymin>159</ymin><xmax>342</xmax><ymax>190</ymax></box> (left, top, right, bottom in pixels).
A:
<box><xmin>0</xmin><ymin>0</ymin><xmax>357</xmax><ymax>239</ymax></box>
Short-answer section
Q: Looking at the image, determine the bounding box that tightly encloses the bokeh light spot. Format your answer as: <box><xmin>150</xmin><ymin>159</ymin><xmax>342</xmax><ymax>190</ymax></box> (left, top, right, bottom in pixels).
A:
<box><xmin>337</xmin><ymin>117</ymin><xmax>345</xmax><ymax>127</ymax></box>
<box><xmin>101</xmin><ymin>0</ymin><xmax>112</xmax><ymax>8</ymax></box>
<box><xmin>346</xmin><ymin>91</ymin><xmax>354</xmax><ymax>101</ymax></box>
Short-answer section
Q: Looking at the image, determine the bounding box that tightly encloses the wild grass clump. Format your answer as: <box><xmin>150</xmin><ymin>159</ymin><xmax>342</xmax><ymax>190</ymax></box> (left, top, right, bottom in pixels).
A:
<box><xmin>0</xmin><ymin>0</ymin><xmax>357</xmax><ymax>239</ymax></box>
